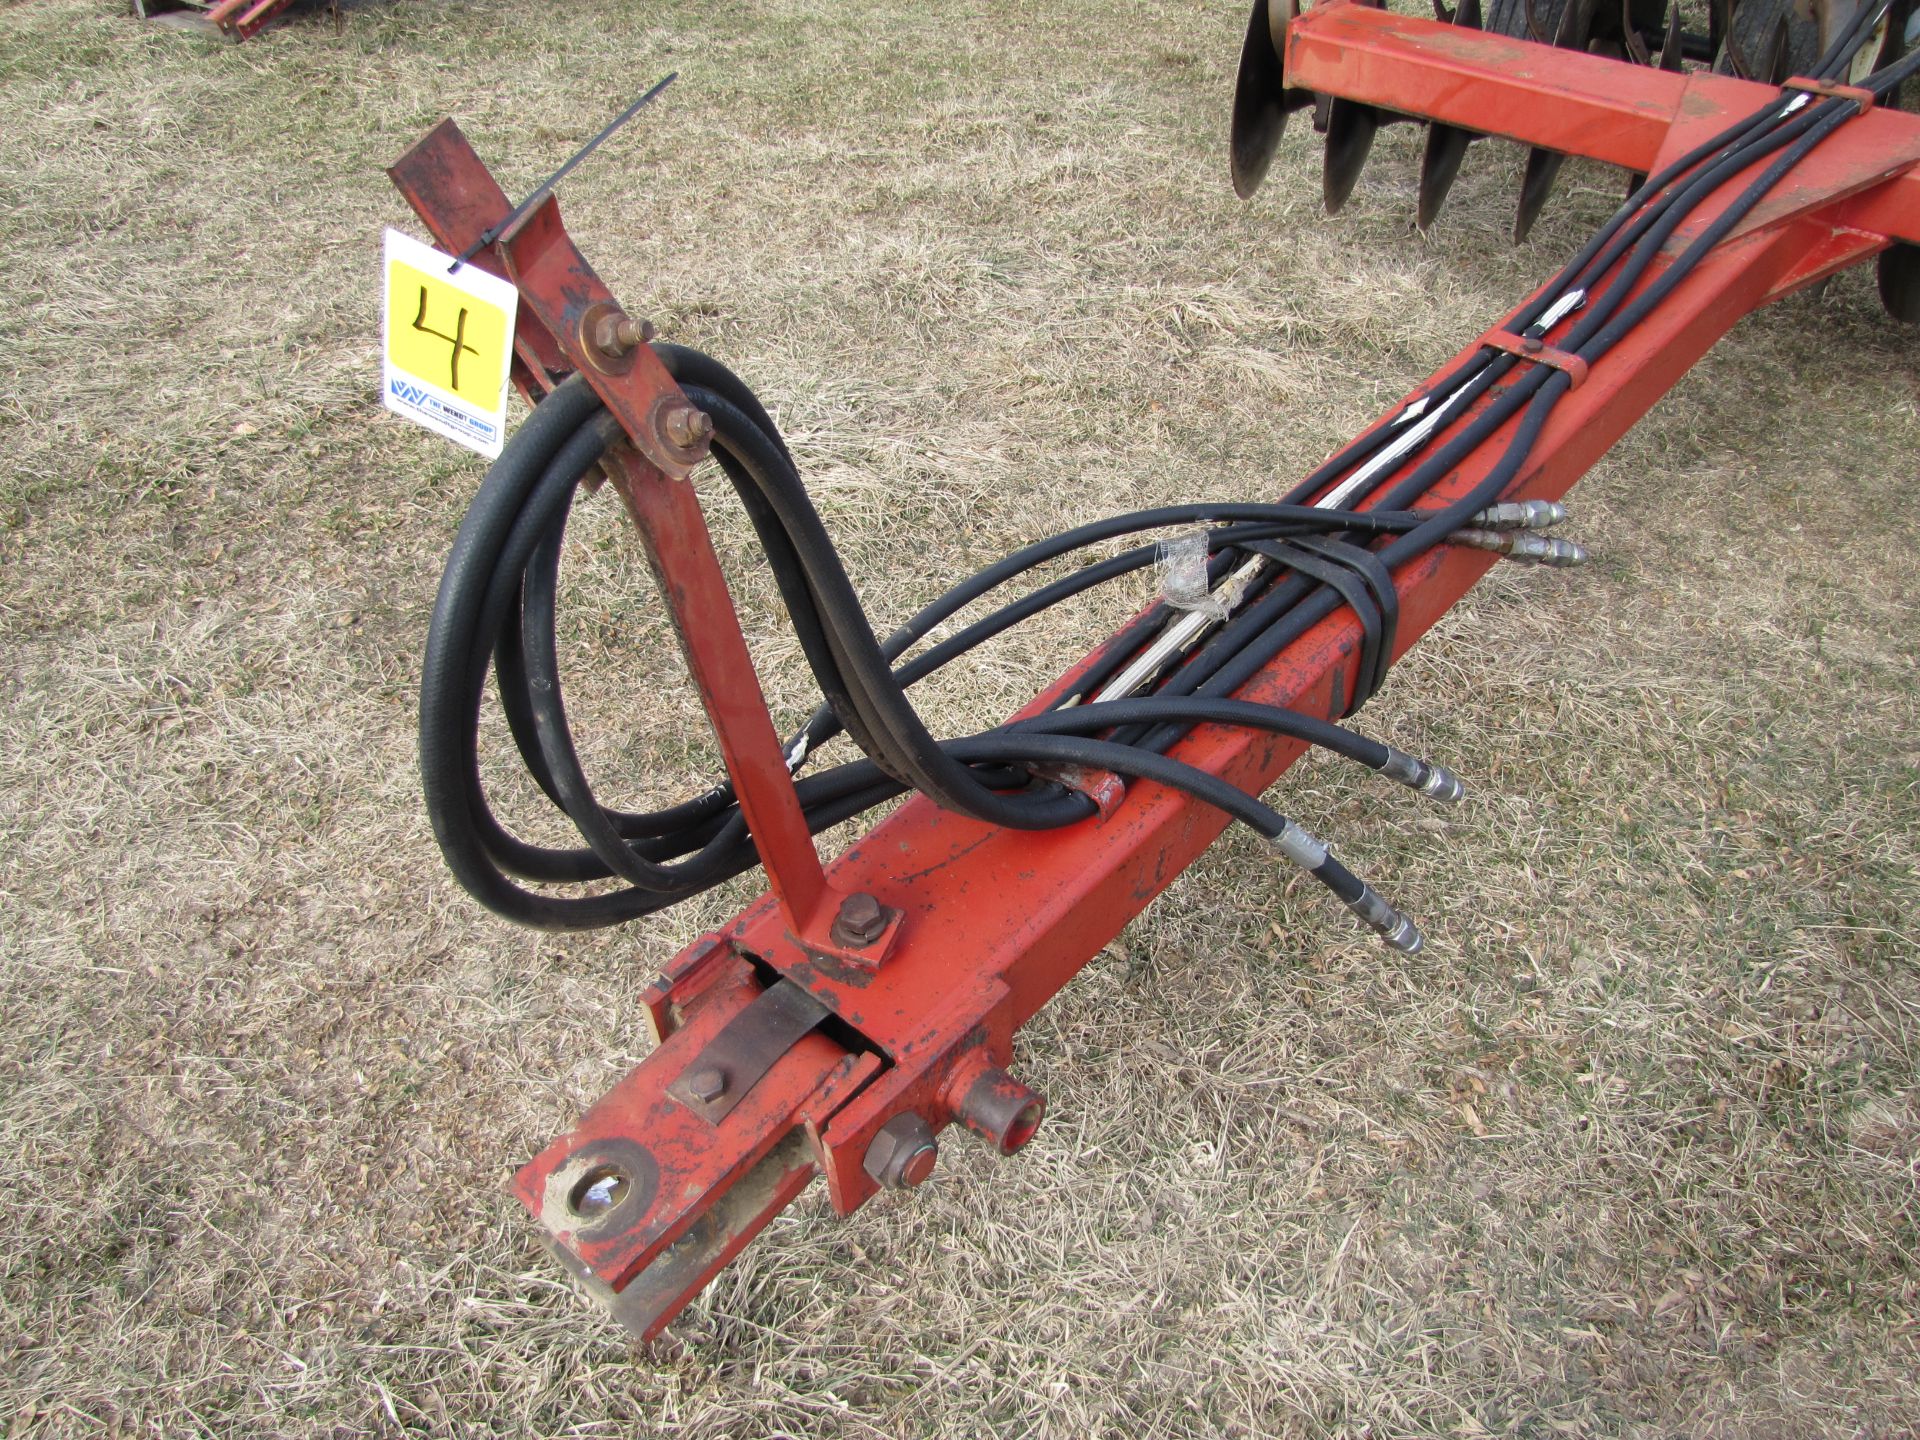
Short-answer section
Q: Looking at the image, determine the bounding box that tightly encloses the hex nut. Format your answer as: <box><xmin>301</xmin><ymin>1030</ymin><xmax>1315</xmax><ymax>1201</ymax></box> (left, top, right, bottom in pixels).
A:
<box><xmin>862</xmin><ymin>1113</ymin><xmax>938</xmax><ymax>1190</ymax></box>
<box><xmin>662</xmin><ymin>404</ymin><xmax>714</xmax><ymax>450</ymax></box>
<box><xmin>832</xmin><ymin>891</ymin><xmax>888</xmax><ymax>947</ymax></box>
<box><xmin>591</xmin><ymin>310</ymin><xmax>654</xmax><ymax>358</ymax></box>
<box><xmin>685</xmin><ymin>1066</ymin><xmax>726</xmax><ymax>1103</ymax></box>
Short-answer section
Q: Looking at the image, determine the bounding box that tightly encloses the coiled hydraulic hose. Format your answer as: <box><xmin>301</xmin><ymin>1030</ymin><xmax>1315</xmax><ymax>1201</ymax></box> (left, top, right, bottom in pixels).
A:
<box><xmin>420</xmin><ymin>34</ymin><xmax>1906</xmax><ymax>943</ymax></box>
<box><xmin>418</xmin><ymin>346</ymin><xmax>1447</xmax><ymax>941</ymax></box>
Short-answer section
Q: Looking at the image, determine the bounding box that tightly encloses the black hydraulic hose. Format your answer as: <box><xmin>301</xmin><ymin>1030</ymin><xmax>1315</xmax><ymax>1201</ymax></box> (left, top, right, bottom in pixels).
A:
<box><xmin>1867</xmin><ymin>34</ymin><xmax>1920</xmax><ymax>92</ymax></box>
<box><xmin>896</xmin><ymin>523</ymin><xmax>1329</xmax><ymax>684</ymax></box>
<box><xmin>418</xmin><ymin>384</ymin><xmax>1441</xmax><ymax>930</ymax></box>
<box><xmin>786</xmin><ymin>516</ymin><xmax>1405</xmax><ymax>764</ymax></box>
<box><xmin>1555</xmin><ymin>105</ymin><xmax>1843</xmax><ymax>356</ymax></box>
<box><xmin>1567</xmin><ymin>103</ymin><xmax>1860</xmax><ymax>370</ymax></box>
<box><xmin>418</xmin><ymin>65</ymin><xmax>1887</xmax><ymax>939</ymax></box>
<box><xmin>419</xmin><ymin>387</ymin><xmax>613</xmax><ymax>876</ymax></box>
<box><xmin>935</xmin><ymin>731</ymin><xmax>1418</xmax><ymax>947</ymax></box>
<box><xmin>498</xmin><ymin>434</ymin><xmax>1420</xmax><ymax>867</ymax></box>
<box><xmin>679</xmin><ymin>382</ymin><xmax>1122</xmax><ymax>831</ymax></box>
<box><xmin>423</xmin><ymin>397</ymin><xmax>692</xmax><ymax>927</ymax></box>
<box><xmin>520</xmin><ymin>509</ymin><xmax>755</xmax><ymax>891</ymax></box>
<box><xmin>419</xmin><ymin>374</ymin><xmax>860</xmax><ymax>920</ymax></box>
<box><xmin>1346</xmin><ymin>110</ymin><xmax>1820</xmax><ymax>527</ymax></box>
<box><xmin>1282</xmin><ymin>93</ymin><xmax>1796</xmax><ymax>509</ymax></box>
<box><xmin>1143</xmin><ymin>381</ymin><xmax>1566</xmax><ymax>752</ymax></box>
<box><xmin>651</xmin><ymin>352</ymin><xmax>896</xmax><ymax>773</ymax></box>
<box><xmin>1057</xmin><ymin>594</ymin><xmax>1185</xmax><ymax>705</ymax></box>
<box><xmin>1294</xmin><ymin>99</ymin><xmax>1836</xmax><ymax>547</ymax></box>
<box><xmin>1233</xmin><ymin>137</ymin><xmax>1850</xmax><ymax>753</ymax></box>
<box><xmin>1555</xmin><ymin>96</ymin><xmax>1806</xmax><ymax>299</ymax></box>
<box><xmin>1816</xmin><ymin>0</ymin><xmax>1894</xmax><ymax>78</ymax></box>
<box><xmin>1004</xmin><ymin>696</ymin><xmax>1462</xmax><ymax>803</ymax></box>
<box><xmin>938</xmin><ymin>102</ymin><xmax>1844</xmax><ymax>727</ymax></box>
<box><xmin>886</xmin><ymin>501</ymin><xmax>1422</xmax><ymax>642</ymax></box>
<box><xmin>1011</xmin><ymin>694</ymin><xmax>1386</xmax><ymax>760</ymax></box>
<box><xmin>1138</xmin><ymin>96</ymin><xmax>1860</xmax><ymax>759</ymax></box>
<box><xmin>1288</xmin><ymin>85</ymin><xmax>1829</xmax><ymax>513</ymax></box>
<box><xmin>492</xmin><ymin>342</ymin><xmax>899</xmax><ymax>839</ymax></box>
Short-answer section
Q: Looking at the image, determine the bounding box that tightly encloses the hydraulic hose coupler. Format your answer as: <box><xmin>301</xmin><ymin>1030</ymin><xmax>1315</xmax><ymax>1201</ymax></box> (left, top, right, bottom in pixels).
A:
<box><xmin>1449</xmin><ymin>528</ymin><xmax>1589</xmax><ymax>567</ymax></box>
<box><xmin>1378</xmin><ymin>747</ymin><xmax>1465</xmax><ymax>804</ymax></box>
<box><xmin>1348</xmin><ymin>885</ymin><xmax>1425</xmax><ymax>954</ymax></box>
<box><xmin>1469</xmin><ymin>499</ymin><xmax>1567</xmax><ymax>531</ymax></box>
<box><xmin>1265</xmin><ymin>822</ymin><xmax>1426</xmax><ymax>953</ymax></box>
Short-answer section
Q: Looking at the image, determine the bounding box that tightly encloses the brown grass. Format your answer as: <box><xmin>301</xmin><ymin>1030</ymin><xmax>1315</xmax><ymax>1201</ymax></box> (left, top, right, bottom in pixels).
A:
<box><xmin>2</xmin><ymin>0</ymin><xmax>1918</xmax><ymax>1435</ymax></box>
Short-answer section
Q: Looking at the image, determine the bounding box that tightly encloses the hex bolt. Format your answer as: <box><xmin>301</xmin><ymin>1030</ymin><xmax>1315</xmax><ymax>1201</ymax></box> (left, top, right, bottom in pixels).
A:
<box><xmin>830</xmin><ymin>891</ymin><xmax>888</xmax><ymax>948</ymax></box>
<box><xmin>686</xmin><ymin>1066</ymin><xmax>727</xmax><ymax>1104</ymax></box>
<box><xmin>862</xmin><ymin>1113</ymin><xmax>939</xmax><ymax>1190</ymax></box>
<box><xmin>662</xmin><ymin>403</ymin><xmax>714</xmax><ymax>451</ymax></box>
<box><xmin>590</xmin><ymin>310</ymin><xmax>655</xmax><ymax>358</ymax></box>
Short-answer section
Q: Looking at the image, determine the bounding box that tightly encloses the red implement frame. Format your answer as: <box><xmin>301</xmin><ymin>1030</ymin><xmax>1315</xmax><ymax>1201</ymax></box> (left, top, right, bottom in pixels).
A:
<box><xmin>388</xmin><ymin>4</ymin><xmax>1920</xmax><ymax>1339</ymax></box>
<box><xmin>135</xmin><ymin>0</ymin><xmax>303</xmax><ymax>41</ymax></box>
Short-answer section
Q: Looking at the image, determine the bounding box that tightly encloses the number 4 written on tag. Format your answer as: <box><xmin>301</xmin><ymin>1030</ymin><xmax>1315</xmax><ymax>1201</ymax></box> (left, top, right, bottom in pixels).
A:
<box><xmin>381</xmin><ymin>228</ymin><xmax>519</xmax><ymax>459</ymax></box>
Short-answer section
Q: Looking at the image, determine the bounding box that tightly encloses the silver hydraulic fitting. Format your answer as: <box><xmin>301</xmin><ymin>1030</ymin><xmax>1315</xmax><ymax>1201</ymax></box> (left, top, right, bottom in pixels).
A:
<box><xmin>1348</xmin><ymin>886</ymin><xmax>1425</xmax><ymax>953</ymax></box>
<box><xmin>1266</xmin><ymin>820</ymin><xmax>1329</xmax><ymax>871</ymax></box>
<box><xmin>1468</xmin><ymin>499</ymin><xmax>1567</xmax><ymax>531</ymax></box>
<box><xmin>1379</xmin><ymin>747</ymin><xmax>1466</xmax><ymax>804</ymax></box>
<box><xmin>1448</xmin><ymin>528</ymin><xmax>1589</xmax><ymax>567</ymax></box>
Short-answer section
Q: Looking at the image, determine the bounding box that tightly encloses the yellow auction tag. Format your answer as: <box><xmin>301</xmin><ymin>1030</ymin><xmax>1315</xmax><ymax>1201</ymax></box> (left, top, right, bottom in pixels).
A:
<box><xmin>381</xmin><ymin>228</ymin><xmax>519</xmax><ymax>458</ymax></box>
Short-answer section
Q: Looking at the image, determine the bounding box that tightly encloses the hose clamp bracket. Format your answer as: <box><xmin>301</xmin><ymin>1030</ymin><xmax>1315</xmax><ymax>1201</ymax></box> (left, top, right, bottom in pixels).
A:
<box><xmin>1482</xmin><ymin>329</ymin><xmax>1589</xmax><ymax>390</ymax></box>
<box><xmin>1782</xmin><ymin>76</ymin><xmax>1876</xmax><ymax>114</ymax></box>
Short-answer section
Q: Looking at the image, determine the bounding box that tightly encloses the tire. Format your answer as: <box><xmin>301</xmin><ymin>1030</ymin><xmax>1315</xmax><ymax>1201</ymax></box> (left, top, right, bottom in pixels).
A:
<box><xmin>1711</xmin><ymin>0</ymin><xmax>1820</xmax><ymax>82</ymax></box>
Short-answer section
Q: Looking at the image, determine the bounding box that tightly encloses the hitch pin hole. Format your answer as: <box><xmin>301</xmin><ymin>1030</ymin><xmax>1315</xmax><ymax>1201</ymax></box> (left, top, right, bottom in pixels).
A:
<box><xmin>568</xmin><ymin>1164</ymin><xmax>631</xmax><ymax>1219</ymax></box>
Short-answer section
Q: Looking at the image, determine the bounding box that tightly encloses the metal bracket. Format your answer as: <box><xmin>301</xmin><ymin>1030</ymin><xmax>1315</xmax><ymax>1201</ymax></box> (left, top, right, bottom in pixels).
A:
<box><xmin>666</xmin><ymin>979</ymin><xmax>834</xmax><ymax>1124</ymax></box>
<box><xmin>1026</xmin><ymin>761</ymin><xmax>1127</xmax><ymax>820</ymax></box>
<box><xmin>1783</xmin><ymin>75</ymin><xmax>1876</xmax><ymax>113</ymax></box>
<box><xmin>1483</xmin><ymin>328</ymin><xmax>1590</xmax><ymax>388</ymax></box>
<box><xmin>791</xmin><ymin>907</ymin><xmax>905</xmax><ymax>975</ymax></box>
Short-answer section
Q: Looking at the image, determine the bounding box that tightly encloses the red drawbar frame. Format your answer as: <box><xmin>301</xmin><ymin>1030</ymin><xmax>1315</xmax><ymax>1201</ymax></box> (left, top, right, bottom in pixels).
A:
<box><xmin>388</xmin><ymin>2</ymin><xmax>1920</xmax><ymax>1339</ymax></box>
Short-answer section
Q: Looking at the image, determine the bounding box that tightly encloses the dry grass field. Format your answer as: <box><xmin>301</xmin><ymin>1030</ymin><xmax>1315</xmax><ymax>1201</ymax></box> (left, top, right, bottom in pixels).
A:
<box><xmin>3</xmin><ymin>0</ymin><xmax>1919</xmax><ymax>1434</ymax></box>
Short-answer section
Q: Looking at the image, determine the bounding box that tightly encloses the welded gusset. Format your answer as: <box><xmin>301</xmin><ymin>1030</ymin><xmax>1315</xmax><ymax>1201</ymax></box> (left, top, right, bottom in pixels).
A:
<box><xmin>395</xmin><ymin>53</ymin><xmax>1920</xmax><ymax>1336</ymax></box>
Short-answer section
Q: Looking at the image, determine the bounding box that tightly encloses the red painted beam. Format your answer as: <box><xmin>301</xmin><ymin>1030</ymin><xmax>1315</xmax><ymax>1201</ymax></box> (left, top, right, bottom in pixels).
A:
<box><xmin>391</xmin><ymin>23</ymin><xmax>1920</xmax><ymax>1335</ymax></box>
<box><xmin>1284</xmin><ymin>3</ymin><xmax>1682</xmax><ymax>169</ymax></box>
<box><xmin>516</xmin><ymin>188</ymin><xmax>1853</xmax><ymax>1328</ymax></box>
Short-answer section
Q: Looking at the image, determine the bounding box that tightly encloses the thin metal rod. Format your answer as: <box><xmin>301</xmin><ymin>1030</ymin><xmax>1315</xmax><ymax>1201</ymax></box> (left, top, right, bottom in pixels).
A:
<box><xmin>449</xmin><ymin>72</ymin><xmax>678</xmax><ymax>272</ymax></box>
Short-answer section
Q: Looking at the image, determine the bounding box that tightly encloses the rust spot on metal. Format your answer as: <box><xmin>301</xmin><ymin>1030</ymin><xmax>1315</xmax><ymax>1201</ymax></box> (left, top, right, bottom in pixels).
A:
<box><xmin>785</xmin><ymin>952</ymin><xmax>878</xmax><ymax>992</ymax></box>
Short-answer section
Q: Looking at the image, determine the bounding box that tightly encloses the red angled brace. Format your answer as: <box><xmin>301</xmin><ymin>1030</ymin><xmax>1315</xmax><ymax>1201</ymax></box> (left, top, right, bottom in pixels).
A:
<box><xmin>1482</xmin><ymin>330</ymin><xmax>1589</xmax><ymax>389</ymax></box>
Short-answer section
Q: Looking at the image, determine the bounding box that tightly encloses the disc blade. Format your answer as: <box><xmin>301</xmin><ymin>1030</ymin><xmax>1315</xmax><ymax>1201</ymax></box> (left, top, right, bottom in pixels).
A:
<box><xmin>1514</xmin><ymin>147</ymin><xmax>1567</xmax><ymax>241</ymax></box>
<box><xmin>1658</xmin><ymin>0</ymin><xmax>1683</xmax><ymax>67</ymax></box>
<box><xmin>1230</xmin><ymin>0</ymin><xmax>1289</xmax><ymax>199</ymax></box>
<box><xmin>1269</xmin><ymin>0</ymin><xmax>1300</xmax><ymax>51</ymax></box>
<box><xmin>1418</xmin><ymin>124</ymin><xmax>1474</xmax><ymax>230</ymax></box>
<box><xmin>1323</xmin><ymin>99</ymin><xmax>1380</xmax><ymax>214</ymax></box>
<box><xmin>1879</xmin><ymin>242</ymin><xmax>1920</xmax><ymax>323</ymax></box>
